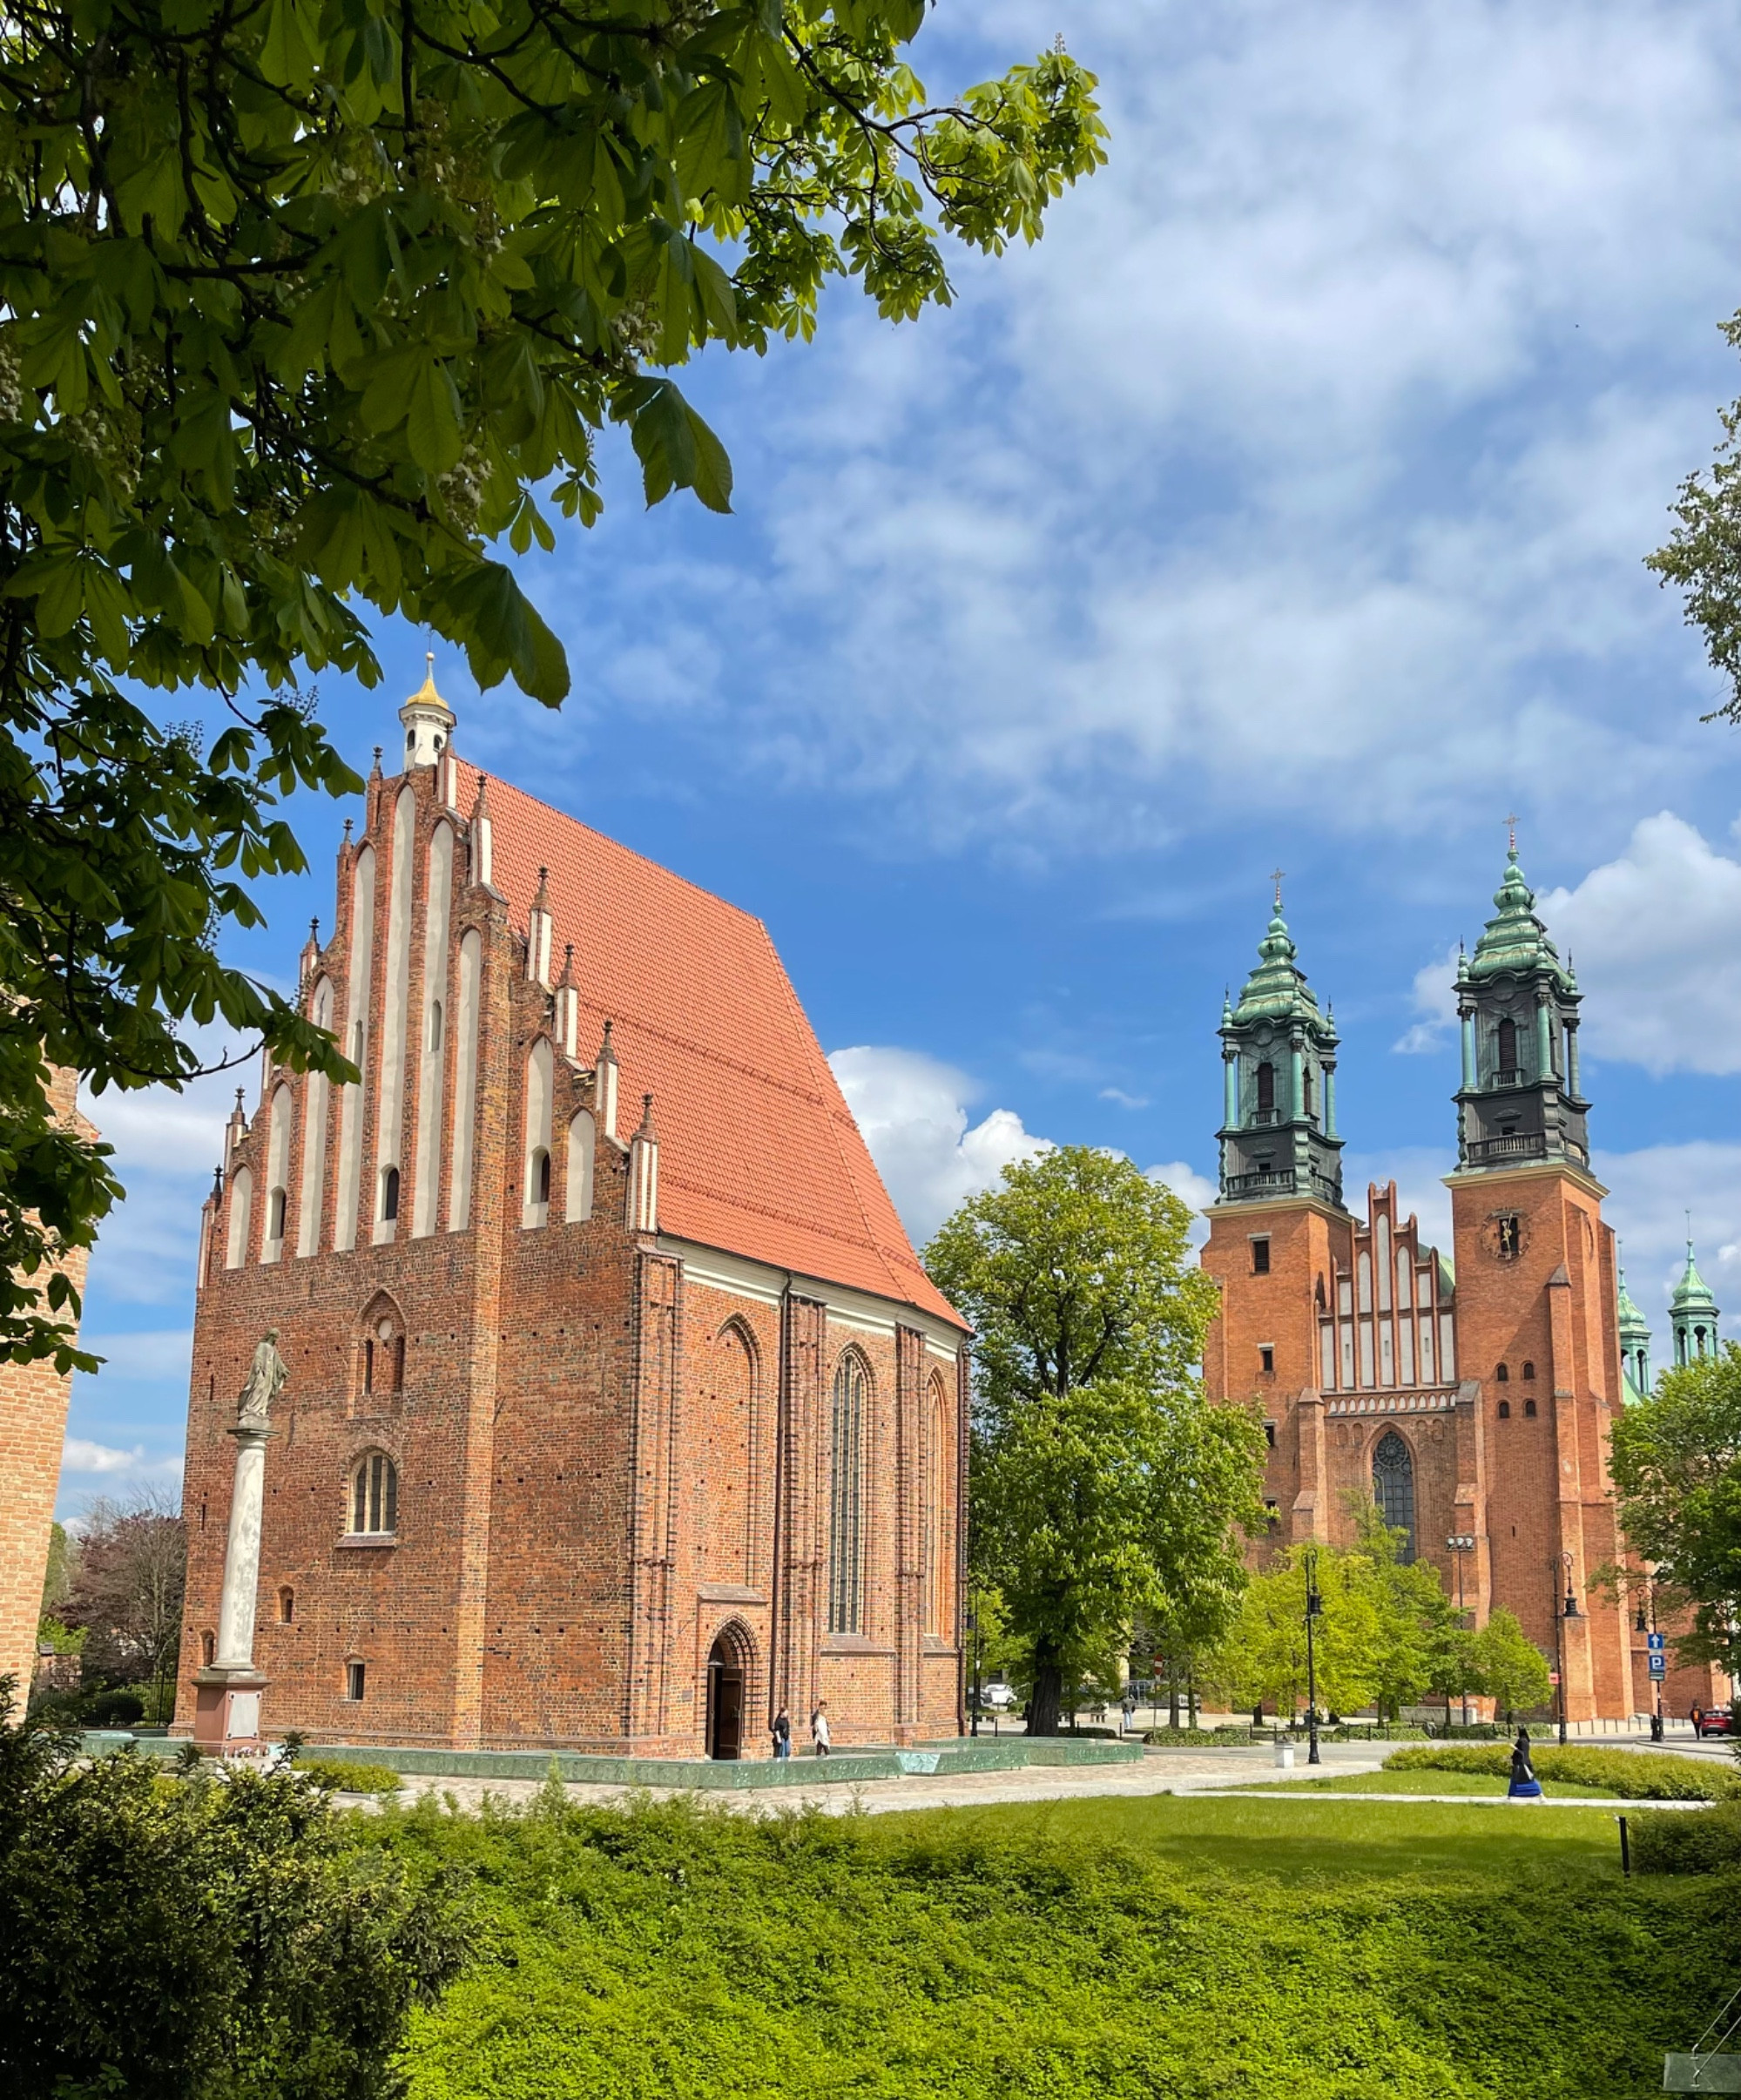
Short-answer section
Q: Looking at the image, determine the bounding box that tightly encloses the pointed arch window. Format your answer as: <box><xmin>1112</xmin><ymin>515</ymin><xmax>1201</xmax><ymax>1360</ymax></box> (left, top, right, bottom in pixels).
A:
<box><xmin>1496</xmin><ymin>1016</ymin><xmax>1518</xmax><ymax>1078</ymax></box>
<box><xmin>827</xmin><ymin>1352</ymin><xmax>868</xmax><ymax>1635</ymax></box>
<box><xmin>1371</xmin><ymin>1431</ymin><xmax>1415</xmax><ymax>1563</ymax></box>
<box><xmin>1255</xmin><ymin>1061</ymin><xmax>1276</xmax><ymax>1117</ymax></box>
<box><xmin>350</xmin><ymin>1452</ymin><xmax>399</xmax><ymax>1536</ymax></box>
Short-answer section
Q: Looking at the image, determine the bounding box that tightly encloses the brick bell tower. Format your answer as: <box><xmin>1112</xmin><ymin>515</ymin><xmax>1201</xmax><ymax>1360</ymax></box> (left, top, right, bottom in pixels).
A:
<box><xmin>1201</xmin><ymin>886</ymin><xmax>1350</xmax><ymax>1547</ymax></box>
<box><xmin>1447</xmin><ymin>841</ymin><xmax>1634</xmax><ymax>1721</ymax></box>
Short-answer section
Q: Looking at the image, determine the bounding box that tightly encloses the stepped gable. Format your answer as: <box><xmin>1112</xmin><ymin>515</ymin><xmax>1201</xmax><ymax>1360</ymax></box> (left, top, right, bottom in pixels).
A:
<box><xmin>455</xmin><ymin>761</ymin><xmax>963</xmax><ymax>1330</ymax></box>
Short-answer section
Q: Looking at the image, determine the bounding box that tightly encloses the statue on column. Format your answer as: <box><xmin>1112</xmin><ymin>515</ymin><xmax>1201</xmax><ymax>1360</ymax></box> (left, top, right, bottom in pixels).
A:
<box><xmin>236</xmin><ymin>1329</ymin><xmax>287</xmax><ymax>1431</ymax></box>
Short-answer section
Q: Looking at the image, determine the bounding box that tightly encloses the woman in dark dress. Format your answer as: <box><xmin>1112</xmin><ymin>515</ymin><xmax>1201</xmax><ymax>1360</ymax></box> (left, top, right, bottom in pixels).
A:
<box><xmin>1508</xmin><ymin>1726</ymin><xmax>1543</xmax><ymax>1800</ymax></box>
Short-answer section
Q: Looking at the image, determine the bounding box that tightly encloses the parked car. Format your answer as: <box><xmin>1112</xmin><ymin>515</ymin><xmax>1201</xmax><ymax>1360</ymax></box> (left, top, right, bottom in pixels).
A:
<box><xmin>980</xmin><ymin>1683</ymin><xmax>1017</xmax><ymax>1712</ymax></box>
<box><xmin>1690</xmin><ymin>1706</ymin><xmax>1739</xmax><ymax>1739</ymax></box>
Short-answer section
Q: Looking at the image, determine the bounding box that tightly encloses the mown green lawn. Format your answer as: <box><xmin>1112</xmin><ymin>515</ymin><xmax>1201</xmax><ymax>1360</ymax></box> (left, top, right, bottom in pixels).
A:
<box><xmin>1249</xmin><ymin>1768</ymin><xmax>1617</xmax><ymax>1799</ymax></box>
<box><xmin>376</xmin><ymin>1789</ymin><xmax>1735</xmax><ymax>2100</ymax></box>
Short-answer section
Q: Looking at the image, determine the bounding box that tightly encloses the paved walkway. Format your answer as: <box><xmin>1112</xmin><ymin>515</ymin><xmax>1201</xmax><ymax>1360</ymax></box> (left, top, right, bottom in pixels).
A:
<box><xmin>355</xmin><ymin>1730</ymin><xmax>1734</xmax><ymax>1820</ymax></box>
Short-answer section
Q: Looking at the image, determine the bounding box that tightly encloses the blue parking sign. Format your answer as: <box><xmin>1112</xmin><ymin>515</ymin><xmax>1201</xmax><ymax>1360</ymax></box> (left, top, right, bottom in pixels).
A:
<box><xmin>1649</xmin><ymin>1654</ymin><xmax>1667</xmax><ymax>1678</ymax></box>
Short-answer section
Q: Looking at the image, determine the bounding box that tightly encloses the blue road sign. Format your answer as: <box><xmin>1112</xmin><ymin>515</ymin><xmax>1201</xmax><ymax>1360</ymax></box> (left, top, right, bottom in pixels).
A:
<box><xmin>1649</xmin><ymin>1654</ymin><xmax>1667</xmax><ymax>1678</ymax></box>
<box><xmin>1647</xmin><ymin>1631</ymin><xmax>1666</xmax><ymax>1652</ymax></box>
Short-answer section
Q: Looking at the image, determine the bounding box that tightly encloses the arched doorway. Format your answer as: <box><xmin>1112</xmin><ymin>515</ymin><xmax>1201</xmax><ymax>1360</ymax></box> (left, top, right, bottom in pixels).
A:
<box><xmin>705</xmin><ymin>1633</ymin><xmax>746</xmax><ymax>1760</ymax></box>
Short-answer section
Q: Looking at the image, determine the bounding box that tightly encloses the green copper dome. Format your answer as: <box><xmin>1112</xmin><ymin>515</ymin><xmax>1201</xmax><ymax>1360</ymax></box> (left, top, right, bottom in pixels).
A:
<box><xmin>1616</xmin><ymin>1265</ymin><xmax>1650</xmax><ymax>1346</ymax></box>
<box><xmin>1670</xmin><ymin>1241</ymin><xmax>1718</xmax><ymax>1318</ymax></box>
<box><xmin>1232</xmin><ymin>909</ymin><xmax>1333</xmax><ymax>1035</ymax></box>
<box><xmin>1467</xmin><ymin>847</ymin><xmax>1569</xmax><ymax>986</ymax></box>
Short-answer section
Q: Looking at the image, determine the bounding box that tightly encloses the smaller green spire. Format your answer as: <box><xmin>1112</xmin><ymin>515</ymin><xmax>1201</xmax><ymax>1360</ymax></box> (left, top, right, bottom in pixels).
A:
<box><xmin>1669</xmin><ymin>1223</ymin><xmax>1721</xmax><ymax>1368</ymax></box>
<box><xmin>1616</xmin><ymin>1251</ymin><xmax>1653</xmax><ymax>1403</ymax></box>
<box><xmin>1670</xmin><ymin>1239</ymin><xmax>1718</xmax><ymax>1317</ymax></box>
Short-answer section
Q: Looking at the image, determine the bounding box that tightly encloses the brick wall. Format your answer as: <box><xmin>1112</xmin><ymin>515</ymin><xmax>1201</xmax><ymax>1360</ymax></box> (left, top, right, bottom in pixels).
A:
<box><xmin>0</xmin><ymin>1067</ymin><xmax>92</xmax><ymax>1704</ymax></box>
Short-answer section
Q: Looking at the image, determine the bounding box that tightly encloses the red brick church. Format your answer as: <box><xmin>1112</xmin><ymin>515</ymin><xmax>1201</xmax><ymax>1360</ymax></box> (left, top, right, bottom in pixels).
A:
<box><xmin>172</xmin><ymin>665</ymin><xmax>968</xmax><ymax>1756</ymax></box>
<box><xmin>1201</xmin><ymin>857</ymin><xmax>1731</xmax><ymax>1724</ymax></box>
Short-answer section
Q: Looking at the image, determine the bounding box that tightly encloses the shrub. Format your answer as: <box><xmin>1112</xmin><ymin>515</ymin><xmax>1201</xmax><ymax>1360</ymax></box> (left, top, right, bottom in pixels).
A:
<box><xmin>0</xmin><ymin>1696</ymin><xmax>468</xmax><ymax>2097</ymax></box>
<box><xmin>1386</xmin><ymin>1744</ymin><xmax>1739</xmax><ymax>1800</ymax></box>
<box><xmin>1630</xmin><ymin>1804</ymin><xmax>1741</xmax><ymax>1874</ymax></box>
<box><xmin>81</xmin><ymin>1689</ymin><xmax>145</xmax><ymax>1729</ymax></box>
<box><xmin>294</xmin><ymin>1759</ymin><xmax>405</xmax><ymax>1796</ymax></box>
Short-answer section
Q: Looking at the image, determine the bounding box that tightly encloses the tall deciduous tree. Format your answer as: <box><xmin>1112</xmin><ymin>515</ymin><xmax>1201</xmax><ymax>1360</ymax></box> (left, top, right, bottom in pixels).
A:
<box><xmin>1609</xmin><ymin>1346</ymin><xmax>1741</xmax><ymax>1679</ymax></box>
<box><xmin>63</xmin><ymin>1490</ymin><xmax>186</xmax><ymax>1713</ymax></box>
<box><xmin>926</xmin><ymin>1147</ymin><xmax>1264</xmax><ymax>1736</ymax></box>
<box><xmin>0</xmin><ymin>1</ymin><xmax>1106</xmax><ymax>1367</ymax></box>
<box><xmin>1205</xmin><ymin>1544</ymin><xmax>1384</xmax><ymax>1722</ymax></box>
<box><xmin>1470</xmin><ymin>1608</ymin><xmax>1552</xmax><ymax>1722</ymax></box>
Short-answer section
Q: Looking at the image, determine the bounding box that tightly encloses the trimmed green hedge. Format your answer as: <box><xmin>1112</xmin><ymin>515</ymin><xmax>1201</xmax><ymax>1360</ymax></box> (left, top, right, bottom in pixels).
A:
<box><xmin>1630</xmin><ymin>1804</ymin><xmax>1741</xmax><ymax>1874</ymax></box>
<box><xmin>369</xmin><ymin>1790</ymin><xmax>1740</xmax><ymax>2099</ymax></box>
<box><xmin>1385</xmin><ymin>1745</ymin><xmax>1739</xmax><ymax>1800</ymax></box>
<box><xmin>294</xmin><ymin>1758</ymin><xmax>404</xmax><ymax>1795</ymax></box>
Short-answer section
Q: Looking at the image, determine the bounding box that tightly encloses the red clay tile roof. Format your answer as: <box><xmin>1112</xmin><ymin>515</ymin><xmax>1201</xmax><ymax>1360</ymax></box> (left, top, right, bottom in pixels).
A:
<box><xmin>454</xmin><ymin>762</ymin><xmax>965</xmax><ymax>1331</ymax></box>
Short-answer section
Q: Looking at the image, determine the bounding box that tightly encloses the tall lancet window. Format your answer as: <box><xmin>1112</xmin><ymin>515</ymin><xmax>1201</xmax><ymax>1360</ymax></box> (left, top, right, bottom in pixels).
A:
<box><xmin>565</xmin><ymin>1108</ymin><xmax>596</xmax><ymax>1222</ymax></box>
<box><xmin>1255</xmin><ymin>1061</ymin><xmax>1275</xmax><ymax>1117</ymax></box>
<box><xmin>1496</xmin><ymin>1016</ymin><xmax>1518</xmax><ymax>1078</ymax></box>
<box><xmin>827</xmin><ymin>1351</ymin><xmax>868</xmax><ymax>1635</ymax></box>
<box><xmin>1372</xmin><ymin>1431</ymin><xmax>1416</xmax><ymax>1563</ymax></box>
<box><xmin>522</xmin><ymin>1036</ymin><xmax>553</xmax><ymax>1227</ymax></box>
<box><xmin>262</xmin><ymin>1084</ymin><xmax>293</xmax><ymax>1262</ymax></box>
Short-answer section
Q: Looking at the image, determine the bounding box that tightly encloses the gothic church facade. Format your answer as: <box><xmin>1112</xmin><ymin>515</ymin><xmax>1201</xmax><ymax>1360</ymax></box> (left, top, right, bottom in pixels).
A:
<box><xmin>1201</xmin><ymin>854</ymin><xmax>1731</xmax><ymax>1723</ymax></box>
<box><xmin>172</xmin><ymin>668</ymin><xmax>968</xmax><ymax>1756</ymax></box>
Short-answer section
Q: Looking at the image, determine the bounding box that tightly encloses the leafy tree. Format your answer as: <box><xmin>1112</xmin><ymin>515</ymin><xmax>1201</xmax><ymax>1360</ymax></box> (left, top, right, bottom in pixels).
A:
<box><xmin>1650</xmin><ymin>327</ymin><xmax>1741</xmax><ymax>726</ymax></box>
<box><xmin>0</xmin><ymin>1695</ymin><xmax>470</xmax><ymax>2097</ymax></box>
<box><xmin>0</xmin><ymin>3</ymin><xmax>1107</xmax><ymax>1371</ymax></box>
<box><xmin>1609</xmin><ymin>1346</ymin><xmax>1741</xmax><ymax>1678</ymax></box>
<box><xmin>62</xmin><ymin>1490</ymin><xmax>186</xmax><ymax>1718</ymax></box>
<box><xmin>1470</xmin><ymin>1607</ymin><xmax>1552</xmax><ymax>1722</ymax></box>
<box><xmin>1205</xmin><ymin>1543</ymin><xmax>1385</xmax><ymax>1721</ymax></box>
<box><xmin>1346</xmin><ymin>1498</ymin><xmax>1461</xmax><ymax>1723</ymax></box>
<box><xmin>37</xmin><ymin>1521</ymin><xmax>71</xmax><ymax>1619</ymax></box>
<box><xmin>927</xmin><ymin>1147</ymin><xmax>1262</xmax><ymax>1735</ymax></box>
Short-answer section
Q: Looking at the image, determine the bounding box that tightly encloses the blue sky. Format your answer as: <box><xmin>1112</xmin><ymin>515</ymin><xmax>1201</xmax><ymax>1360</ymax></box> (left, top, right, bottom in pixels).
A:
<box><xmin>60</xmin><ymin>0</ymin><xmax>1741</xmax><ymax>1509</ymax></box>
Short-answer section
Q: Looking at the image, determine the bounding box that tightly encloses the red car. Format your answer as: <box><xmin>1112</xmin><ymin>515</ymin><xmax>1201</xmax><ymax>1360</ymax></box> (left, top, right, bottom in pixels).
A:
<box><xmin>1690</xmin><ymin>1707</ymin><xmax>1739</xmax><ymax>1739</ymax></box>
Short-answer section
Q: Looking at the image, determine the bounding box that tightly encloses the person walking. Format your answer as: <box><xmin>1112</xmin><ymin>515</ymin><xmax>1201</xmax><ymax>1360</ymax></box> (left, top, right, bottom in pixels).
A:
<box><xmin>811</xmin><ymin>1701</ymin><xmax>832</xmax><ymax>1756</ymax></box>
<box><xmin>771</xmin><ymin>1705</ymin><xmax>791</xmax><ymax>1760</ymax></box>
<box><xmin>1507</xmin><ymin>1725</ymin><xmax>1542</xmax><ymax>1801</ymax></box>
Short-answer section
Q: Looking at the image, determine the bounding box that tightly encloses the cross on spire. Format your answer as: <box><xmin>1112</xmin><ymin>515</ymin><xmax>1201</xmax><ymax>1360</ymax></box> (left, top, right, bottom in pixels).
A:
<box><xmin>1271</xmin><ymin>868</ymin><xmax>1285</xmax><ymax>911</ymax></box>
<box><xmin>1505</xmin><ymin>812</ymin><xmax>1518</xmax><ymax>855</ymax></box>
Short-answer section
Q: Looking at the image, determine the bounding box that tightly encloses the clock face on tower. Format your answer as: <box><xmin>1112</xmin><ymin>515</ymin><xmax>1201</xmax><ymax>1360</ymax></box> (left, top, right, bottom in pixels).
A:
<box><xmin>1481</xmin><ymin>1212</ymin><xmax>1528</xmax><ymax>1263</ymax></box>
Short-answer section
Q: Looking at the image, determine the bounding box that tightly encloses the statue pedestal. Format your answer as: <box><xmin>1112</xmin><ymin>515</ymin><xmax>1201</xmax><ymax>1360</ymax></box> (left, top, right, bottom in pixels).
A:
<box><xmin>191</xmin><ymin>1666</ymin><xmax>269</xmax><ymax>1755</ymax></box>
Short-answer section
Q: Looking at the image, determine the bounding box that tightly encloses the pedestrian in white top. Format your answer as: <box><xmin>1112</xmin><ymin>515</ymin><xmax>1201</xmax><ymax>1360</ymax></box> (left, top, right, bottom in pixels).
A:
<box><xmin>811</xmin><ymin>1701</ymin><xmax>832</xmax><ymax>1756</ymax></box>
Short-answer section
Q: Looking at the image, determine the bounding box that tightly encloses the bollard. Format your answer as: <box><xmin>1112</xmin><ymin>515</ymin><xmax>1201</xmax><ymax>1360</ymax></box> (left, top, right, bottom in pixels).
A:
<box><xmin>1616</xmin><ymin>1815</ymin><xmax>1630</xmax><ymax>1877</ymax></box>
<box><xmin>1274</xmin><ymin>1741</ymin><xmax>1295</xmax><ymax>1770</ymax></box>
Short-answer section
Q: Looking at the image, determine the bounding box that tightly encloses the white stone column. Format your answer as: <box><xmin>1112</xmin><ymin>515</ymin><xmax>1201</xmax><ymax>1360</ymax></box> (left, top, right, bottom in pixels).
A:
<box><xmin>213</xmin><ymin>1424</ymin><xmax>269</xmax><ymax>1671</ymax></box>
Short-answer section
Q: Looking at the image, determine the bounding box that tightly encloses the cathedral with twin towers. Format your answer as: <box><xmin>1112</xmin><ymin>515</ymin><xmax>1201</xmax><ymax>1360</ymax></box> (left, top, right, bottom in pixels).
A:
<box><xmin>1200</xmin><ymin>851</ymin><xmax>1730</xmax><ymax>1723</ymax></box>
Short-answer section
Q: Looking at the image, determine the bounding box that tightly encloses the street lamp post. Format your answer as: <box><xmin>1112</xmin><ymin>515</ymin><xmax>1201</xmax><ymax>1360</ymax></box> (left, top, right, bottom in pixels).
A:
<box><xmin>1447</xmin><ymin>1533</ymin><xmax>1475</xmax><ymax>1728</ymax></box>
<box><xmin>967</xmin><ymin>1599</ymin><xmax>982</xmax><ymax>1739</ymax></box>
<box><xmin>1304</xmin><ymin>1543</ymin><xmax>1323</xmax><ymax>1766</ymax></box>
<box><xmin>1554</xmin><ymin>1550</ymin><xmax>1580</xmax><ymax>1746</ymax></box>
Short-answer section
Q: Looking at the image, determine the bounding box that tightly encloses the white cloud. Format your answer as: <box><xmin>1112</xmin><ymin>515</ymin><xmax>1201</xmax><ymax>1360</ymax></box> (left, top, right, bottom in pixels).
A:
<box><xmin>1100</xmin><ymin>1087</ymin><xmax>1151</xmax><ymax>1110</ymax></box>
<box><xmin>828</xmin><ymin>1046</ymin><xmax>1050</xmax><ymax>1243</ymax></box>
<box><xmin>1395</xmin><ymin>942</ymin><xmax>1464</xmax><ymax>1055</ymax></box>
<box><xmin>584</xmin><ymin>0</ymin><xmax>1741</xmax><ymax>856</ymax></box>
<box><xmin>62</xmin><ymin>1437</ymin><xmax>145</xmax><ymax>1475</ymax></box>
<box><xmin>1538</xmin><ymin>813</ymin><xmax>1741</xmax><ymax>1074</ymax></box>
